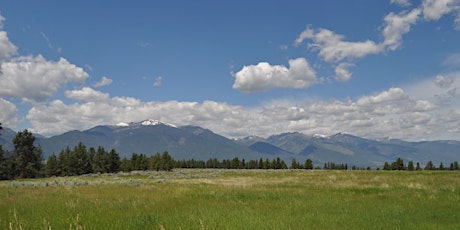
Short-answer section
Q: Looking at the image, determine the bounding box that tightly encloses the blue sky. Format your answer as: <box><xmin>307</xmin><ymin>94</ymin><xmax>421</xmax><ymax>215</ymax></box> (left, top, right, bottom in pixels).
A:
<box><xmin>0</xmin><ymin>0</ymin><xmax>460</xmax><ymax>140</ymax></box>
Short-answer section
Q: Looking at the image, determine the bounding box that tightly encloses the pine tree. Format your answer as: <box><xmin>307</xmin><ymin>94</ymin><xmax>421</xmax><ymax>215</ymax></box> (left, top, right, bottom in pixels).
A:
<box><xmin>92</xmin><ymin>146</ymin><xmax>108</xmax><ymax>173</ymax></box>
<box><xmin>439</xmin><ymin>162</ymin><xmax>445</xmax><ymax>170</ymax></box>
<box><xmin>57</xmin><ymin>147</ymin><xmax>72</xmax><ymax>176</ymax></box>
<box><xmin>161</xmin><ymin>151</ymin><xmax>173</xmax><ymax>171</ymax></box>
<box><xmin>150</xmin><ymin>152</ymin><xmax>161</xmax><ymax>171</ymax></box>
<box><xmin>120</xmin><ymin>157</ymin><xmax>132</xmax><ymax>172</ymax></box>
<box><xmin>407</xmin><ymin>160</ymin><xmax>415</xmax><ymax>171</ymax></box>
<box><xmin>107</xmin><ymin>149</ymin><xmax>121</xmax><ymax>173</ymax></box>
<box><xmin>416</xmin><ymin>162</ymin><xmax>421</xmax><ymax>171</ymax></box>
<box><xmin>13</xmin><ymin>130</ymin><xmax>43</xmax><ymax>178</ymax></box>
<box><xmin>424</xmin><ymin>160</ymin><xmax>435</xmax><ymax>170</ymax></box>
<box><xmin>0</xmin><ymin>145</ymin><xmax>10</xmax><ymax>180</ymax></box>
<box><xmin>72</xmin><ymin>142</ymin><xmax>93</xmax><ymax>175</ymax></box>
<box><xmin>453</xmin><ymin>161</ymin><xmax>459</xmax><ymax>170</ymax></box>
<box><xmin>383</xmin><ymin>162</ymin><xmax>391</xmax><ymax>170</ymax></box>
<box><xmin>45</xmin><ymin>153</ymin><xmax>59</xmax><ymax>177</ymax></box>
<box><xmin>304</xmin><ymin>158</ymin><xmax>313</xmax><ymax>170</ymax></box>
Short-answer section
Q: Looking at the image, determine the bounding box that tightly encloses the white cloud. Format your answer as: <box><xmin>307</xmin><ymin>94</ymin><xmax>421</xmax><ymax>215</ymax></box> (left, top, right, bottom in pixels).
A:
<box><xmin>356</xmin><ymin>88</ymin><xmax>407</xmax><ymax>106</ymax></box>
<box><xmin>153</xmin><ymin>76</ymin><xmax>162</xmax><ymax>87</ymax></box>
<box><xmin>295</xmin><ymin>27</ymin><xmax>382</xmax><ymax>62</ymax></box>
<box><xmin>404</xmin><ymin>71</ymin><xmax>460</xmax><ymax>104</ymax></box>
<box><xmin>242</xmin><ymin>1</ymin><xmax>458</xmax><ymax>88</ymax></box>
<box><xmin>232</xmin><ymin>58</ymin><xmax>316</xmax><ymax>92</ymax></box>
<box><xmin>65</xmin><ymin>87</ymin><xmax>110</xmax><ymax>102</ymax></box>
<box><xmin>334</xmin><ymin>63</ymin><xmax>353</xmax><ymax>82</ymax></box>
<box><xmin>0</xmin><ymin>98</ymin><xmax>18</xmax><ymax>128</ymax></box>
<box><xmin>391</xmin><ymin>0</ymin><xmax>412</xmax><ymax>7</ymax></box>
<box><xmin>24</xmin><ymin>83</ymin><xmax>460</xmax><ymax>141</ymax></box>
<box><xmin>422</xmin><ymin>0</ymin><xmax>460</xmax><ymax>20</ymax></box>
<box><xmin>0</xmin><ymin>19</ymin><xmax>18</xmax><ymax>62</ymax></box>
<box><xmin>93</xmin><ymin>76</ymin><xmax>113</xmax><ymax>87</ymax></box>
<box><xmin>0</xmin><ymin>55</ymin><xmax>88</xmax><ymax>102</ymax></box>
<box><xmin>382</xmin><ymin>8</ymin><xmax>421</xmax><ymax>50</ymax></box>
<box><xmin>434</xmin><ymin>75</ymin><xmax>454</xmax><ymax>88</ymax></box>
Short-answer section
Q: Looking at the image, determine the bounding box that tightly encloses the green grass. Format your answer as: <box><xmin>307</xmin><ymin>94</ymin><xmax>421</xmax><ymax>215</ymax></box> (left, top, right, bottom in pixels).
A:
<box><xmin>1</xmin><ymin>169</ymin><xmax>459</xmax><ymax>229</ymax></box>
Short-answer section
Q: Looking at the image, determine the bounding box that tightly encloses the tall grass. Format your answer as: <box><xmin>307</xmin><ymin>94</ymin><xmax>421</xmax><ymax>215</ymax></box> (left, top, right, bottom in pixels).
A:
<box><xmin>1</xmin><ymin>169</ymin><xmax>459</xmax><ymax>229</ymax></box>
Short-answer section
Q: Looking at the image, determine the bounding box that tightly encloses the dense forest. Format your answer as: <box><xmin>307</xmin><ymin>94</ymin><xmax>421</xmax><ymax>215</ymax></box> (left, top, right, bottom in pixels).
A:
<box><xmin>0</xmin><ymin>129</ymin><xmax>459</xmax><ymax>180</ymax></box>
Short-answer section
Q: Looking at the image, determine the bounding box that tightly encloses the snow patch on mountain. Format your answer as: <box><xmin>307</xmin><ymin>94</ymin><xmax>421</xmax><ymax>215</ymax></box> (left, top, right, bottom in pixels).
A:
<box><xmin>138</xmin><ymin>119</ymin><xmax>177</xmax><ymax>128</ymax></box>
<box><xmin>116</xmin><ymin>122</ymin><xmax>129</xmax><ymax>127</ymax></box>
<box><xmin>115</xmin><ymin>119</ymin><xmax>177</xmax><ymax>128</ymax></box>
<box><xmin>312</xmin><ymin>133</ymin><xmax>328</xmax><ymax>138</ymax></box>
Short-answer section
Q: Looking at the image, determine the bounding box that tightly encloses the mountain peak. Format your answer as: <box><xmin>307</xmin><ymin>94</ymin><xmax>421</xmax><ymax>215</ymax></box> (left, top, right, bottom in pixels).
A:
<box><xmin>116</xmin><ymin>119</ymin><xmax>177</xmax><ymax>128</ymax></box>
<box><xmin>312</xmin><ymin>133</ymin><xmax>328</xmax><ymax>138</ymax></box>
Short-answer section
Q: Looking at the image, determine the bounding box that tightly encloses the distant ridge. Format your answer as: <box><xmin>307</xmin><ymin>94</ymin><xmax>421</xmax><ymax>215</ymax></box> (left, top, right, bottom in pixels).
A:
<box><xmin>1</xmin><ymin>120</ymin><xmax>459</xmax><ymax>168</ymax></box>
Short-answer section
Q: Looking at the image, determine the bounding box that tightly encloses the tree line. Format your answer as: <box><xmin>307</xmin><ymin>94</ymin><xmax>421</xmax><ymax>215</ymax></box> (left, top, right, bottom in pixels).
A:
<box><xmin>383</xmin><ymin>157</ymin><xmax>459</xmax><ymax>171</ymax></box>
<box><xmin>1</xmin><ymin>129</ymin><xmax>459</xmax><ymax>180</ymax></box>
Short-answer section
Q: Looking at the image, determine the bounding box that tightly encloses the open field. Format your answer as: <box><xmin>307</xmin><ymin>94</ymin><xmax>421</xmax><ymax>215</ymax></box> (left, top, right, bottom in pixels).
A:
<box><xmin>1</xmin><ymin>169</ymin><xmax>460</xmax><ymax>229</ymax></box>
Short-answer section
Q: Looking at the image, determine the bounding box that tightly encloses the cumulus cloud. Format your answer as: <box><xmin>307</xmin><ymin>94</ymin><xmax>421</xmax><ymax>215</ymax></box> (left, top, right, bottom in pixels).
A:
<box><xmin>382</xmin><ymin>8</ymin><xmax>421</xmax><ymax>50</ymax></box>
<box><xmin>357</xmin><ymin>88</ymin><xmax>407</xmax><ymax>106</ymax></box>
<box><xmin>93</xmin><ymin>76</ymin><xmax>113</xmax><ymax>87</ymax></box>
<box><xmin>434</xmin><ymin>75</ymin><xmax>454</xmax><ymax>88</ymax></box>
<box><xmin>391</xmin><ymin>0</ymin><xmax>412</xmax><ymax>7</ymax></box>
<box><xmin>0</xmin><ymin>15</ymin><xmax>17</xmax><ymax>62</ymax></box>
<box><xmin>0</xmin><ymin>98</ymin><xmax>18</xmax><ymax>128</ymax></box>
<box><xmin>295</xmin><ymin>27</ymin><xmax>382</xmax><ymax>62</ymax></box>
<box><xmin>24</xmin><ymin>84</ymin><xmax>460</xmax><ymax>140</ymax></box>
<box><xmin>422</xmin><ymin>0</ymin><xmax>460</xmax><ymax>21</ymax></box>
<box><xmin>0</xmin><ymin>55</ymin><xmax>89</xmax><ymax>102</ymax></box>
<box><xmin>232</xmin><ymin>58</ymin><xmax>316</xmax><ymax>92</ymax></box>
<box><xmin>334</xmin><ymin>63</ymin><xmax>354</xmax><ymax>82</ymax></box>
<box><xmin>65</xmin><ymin>87</ymin><xmax>110</xmax><ymax>102</ymax></box>
<box><xmin>295</xmin><ymin>8</ymin><xmax>421</xmax><ymax>58</ymax></box>
<box><xmin>237</xmin><ymin>0</ymin><xmax>459</xmax><ymax>89</ymax></box>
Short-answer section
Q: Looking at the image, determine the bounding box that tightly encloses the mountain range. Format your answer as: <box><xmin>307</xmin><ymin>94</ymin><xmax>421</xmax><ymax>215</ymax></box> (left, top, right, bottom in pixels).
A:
<box><xmin>1</xmin><ymin>119</ymin><xmax>459</xmax><ymax>168</ymax></box>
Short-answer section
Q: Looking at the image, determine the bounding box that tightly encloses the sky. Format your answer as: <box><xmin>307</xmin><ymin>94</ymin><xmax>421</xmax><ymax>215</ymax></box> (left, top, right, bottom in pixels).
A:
<box><xmin>0</xmin><ymin>0</ymin><xmax>460</xmax><ymax>141</ymax></box>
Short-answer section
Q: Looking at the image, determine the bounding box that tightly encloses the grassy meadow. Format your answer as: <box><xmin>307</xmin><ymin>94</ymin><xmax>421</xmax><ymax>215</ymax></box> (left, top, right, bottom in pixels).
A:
<box><xmin>1</xmin><ymin>169</ymin><xmax>459</xmax><ymax>229</ymax></box>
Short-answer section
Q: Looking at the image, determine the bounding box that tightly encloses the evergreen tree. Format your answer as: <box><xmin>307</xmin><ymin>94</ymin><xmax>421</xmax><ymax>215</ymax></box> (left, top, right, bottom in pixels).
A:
<box><xmin>57</xmin><ymin>147</ymin><xmax>72</xmax><ymax>176</ymax></box>
<box><xmin>45</xmin><ymin>153</ymin><xmax>59</xmax><ymax>177</ymax></box>
<box><xmin>258</xmin><ymin>158</ymin><xmax>264</xmax><ymax>169</ymax></box>
<box><xmin>416</xmin><ymin>162</ymin><xmax>421</xmax><ymax>171</ymax></box>
<box><xmin>88</xmin><ymin>147</ymin><xmax>96</xmax><ymax>168</ymax></box>
<box><xmin>0</xmin><ymin>145</ymin><xmax>11</xmax><ymax>180</ymax></box>
<box><xmin>439</xmin><ymin>162</ymin><xmax>445</xmax><ymax>170</ymax></box>
<box><xmin>424</xmin><ymin>160</ymin><xmax>435</xmax><ymax>170</ymax></box>
<box><xmin>263</xmin><ymin>158</ymin><xmax>270</xmax><ymax>169</ymax></box>
<box><xmin>391</xmin><ymin>158</ymin><xmax>405</xmax><ymax>170</ymax></box>
<box><xmin>290</xmin><ymin>159</ymin><xmax>300</xmax><ymax>169</ymax></box>
<box><xmin>120</xmin><ymin>157</ymin><xmax>132</xmax><ymax>172</ymax></box>
<box><xmin>72</xmin><ymin>142</ymin><xmax>93</xmax><ymax>175</ymax></box>
<box><xmin>304</xmin><ymin>158</ymin><xmax>313</xmax><ymax>170</ymax></box>
<box><xmin>93</xmin><ymin>146</ymin><xmax>108</xmax><ymax>173</ymax></box>
<box><xmin>107</xmin><ymin>149</ymin><xmax>121</xmax><ymax>173</ymax></box>
<box><xmin>383</xmin><ymin>161</ymin><xmax>391</xmax><ymax>170</ymax></box>
<box><xmin>451</xmin><ymin>161</ymin><xmax>459</xmax><ymax>170</ymax></box>
<box><xmin>13</xmin><ymin>130</ymin><xmax>43</xmax><ymax>178</ymax></box>
<box><xmin>161</xmin><ymin>151</ymin><xmax>173</xmax><ymax>171</ymax></box>
<box><xmin>407</xmin><ymin>160</ymin><xmax>415</xmax><ymax>171</ymax></box>
<box><xmin>150</xmin><ymin>152</ymin><xmax>161</xmax><ymax>171</ymax></box>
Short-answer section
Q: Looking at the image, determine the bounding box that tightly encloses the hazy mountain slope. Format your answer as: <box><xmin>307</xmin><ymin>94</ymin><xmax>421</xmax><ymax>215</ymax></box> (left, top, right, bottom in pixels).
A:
<box><xmin>0</xmin><ymin>127</ymin><xmax>17</xmax><ymax>151</ymax></box>
<box><xmin>37</xmin><ymin>120</ymin><xmax>264</xmax><ymax>160</ymax></box>
<box><xmin>2</xmin><ymin>120</ymin><xmax>459</xmax><ymax>167</ymax></box>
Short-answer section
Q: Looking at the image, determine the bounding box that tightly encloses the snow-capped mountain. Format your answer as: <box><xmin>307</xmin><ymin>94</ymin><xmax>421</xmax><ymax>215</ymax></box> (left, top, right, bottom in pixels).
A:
<box><xmin>116</xmin><ymin>119</ymin><xmax>177</xmax><ymax>128</ymax></box>
<box><xmin>2</xmin><ymin>120</ymin><xmax>459</xmax><ymax>168</ymax></box>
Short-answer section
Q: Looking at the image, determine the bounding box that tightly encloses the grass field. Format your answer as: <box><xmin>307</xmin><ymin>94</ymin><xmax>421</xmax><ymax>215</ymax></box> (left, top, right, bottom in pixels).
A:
<box><xmin>1</xmin><ymin>169</ymin><xmax>459</xmax><ymax>229</ymax></box>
